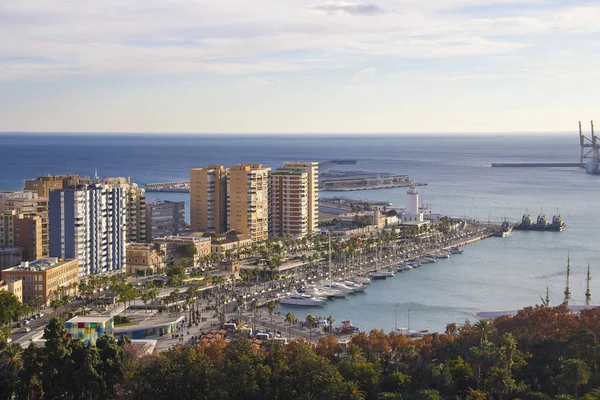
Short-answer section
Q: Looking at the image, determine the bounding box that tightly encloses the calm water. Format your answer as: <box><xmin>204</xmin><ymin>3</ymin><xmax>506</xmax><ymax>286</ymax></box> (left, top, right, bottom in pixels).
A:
<box><xmin>1</xmin><ymin>133</ymin><xmax>598</xmax><ymax>332</ymax></box>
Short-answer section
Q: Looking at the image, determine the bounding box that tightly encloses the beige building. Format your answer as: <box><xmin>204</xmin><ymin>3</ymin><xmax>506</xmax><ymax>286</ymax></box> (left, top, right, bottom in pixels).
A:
<box><xmin>0</xmin><ymin>192</ymin><xmax>49</xmax><ymax>257</ymax></box>
<box><xmin>0</xmin><ymin>279</ymin><xmax>22</xmax><ymax>303</ymax></box>
<box><xmin>103</xmin><ymin>177</ymin><xmax>147</xmax><ymax>243</ymax></box>
<box><xmin>269</xmin><ymin>168</ymin><xmax>309</xmax><ymax>238</ymax></box>
<box><xmin>1</xmin><ymin>258</ymin><xmax>78</xmax><ymax>304</ymax></box>
<box><xmin>283</xmin><ymin>162</ymin><xmax>319</xmax><ymax>234</ymax></box>
<box><xmin>228</xmin><ymin>164</ymin><xmax>270</xmax><ymax>242</ymax></box>
<box><xmin>190</xmin><ymin>166</ymin><xmax>228</xmax><ymax>234</ymax></box>
<box><xmin>0</xmin><ymin>211</ymin><xmax>43</xmax><ymax>261</ymax></box>
<box><xmin>154</xmin><ymin>236</ymin><xmax>211</xmax><ymax>265</ymax></box>
<box><xmin>200</xmin><ymin>230</ymin><xmax>253</xmax><ymax>256</ymax></box>
<box><xmin>24</xmin><ymin>174</ymin><xmax>87</xmax><ymax>197</ymax></box>
<box><xmin>126</xmin><ymin>243</ymin><xmax>165</xmax><ymax>276</ymax></box>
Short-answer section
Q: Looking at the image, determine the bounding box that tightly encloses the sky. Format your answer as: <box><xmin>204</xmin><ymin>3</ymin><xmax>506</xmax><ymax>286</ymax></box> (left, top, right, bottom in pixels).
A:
<box><xmin>1</xmin><ymin>0</ymin><xmax>599</xmax><ymax>134</ymax></box>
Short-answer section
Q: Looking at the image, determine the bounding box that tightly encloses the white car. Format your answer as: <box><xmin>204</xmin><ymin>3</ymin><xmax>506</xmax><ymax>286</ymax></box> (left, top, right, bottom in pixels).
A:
<box><xmin>23</xmin><ymin>327</ymin><xmax>31</xmax><ymax>333</ymax></box>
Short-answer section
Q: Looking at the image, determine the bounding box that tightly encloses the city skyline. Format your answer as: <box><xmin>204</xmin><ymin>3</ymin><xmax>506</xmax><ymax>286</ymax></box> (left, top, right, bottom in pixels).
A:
<box><xmin>1</xmin><ymin>0</ymin><xmax>599</xmax><ymax>134</ymax></box>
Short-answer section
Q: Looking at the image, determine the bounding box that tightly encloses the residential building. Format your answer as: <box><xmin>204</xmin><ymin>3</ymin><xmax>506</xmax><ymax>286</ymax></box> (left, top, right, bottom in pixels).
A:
<box><xmin>282</xmin><ymin>162</ymin><xmax>319</xmax><ymax>234</ymax></box>
<box><xmin>0</xmin><ymin>211</ymin><xmax>43</xmax><ymax>261</ymax></box>
<box><xmin>1</xmin><ymin>258</ymin><xmax>78</xmax><ymax>304</ymax></box>
<box><xmin>0</xmin><ymin>192</ymin><xmax>49</xmax><ymax>257</ymax></box>
<box><xmin>228</xmin><ymin>164</ymin><xmax>270</xmax><ymax>242</ymax></box>
<box><xmin>145</xmin><ymin>199</ymin><xmax>185</xmax><ymax>241</ymax></box>
<box><xmin>24</xmin><ymin>174</ymin><xmax>88</xmax><ymax>197</ymax></box>
<box><xmin>200</xmin><ymin>230</ymin><xmax>253</xmax><ymax>256</ymax></box>
<box><xmin>269</xmin><ymin>167</ymin><xmax>309</xmax><ymax>238</ymax></box>
<box><xmin>49</xmin><ymin>184</ymin><xmax>127</xmax><ymax>276</ymax></box>
<box><xmin>154</xmin><ymin>236</ymin><xmax>211</xmax><ymax>265</ymax></box>
<box><xmin>103</xmin><ymin>177</ymin><xmax>147</xmax><ymax>243</ymax></box>
<box><xmin>126</xmin><ymin>243</ymin><xmax>165</xmax><ymax>276</ymax></box>
<box><xmin>0</xmin><ymin>279</ymin><xmax>22</xmax><ymax>302</ymax></box>
<box><xmin>65</xmin><ymin>316</ymin><xmax>114</xmax><ymax>344</ymax></box>
<box><xmin>190</xmin><ymin>165</ymin><xmax>228</xmax><ymax>233</ymax></box>
<box><xmin>0</xmin><ymin>248</ymin><xmax>22</xmax><ymax>271</ymax></box>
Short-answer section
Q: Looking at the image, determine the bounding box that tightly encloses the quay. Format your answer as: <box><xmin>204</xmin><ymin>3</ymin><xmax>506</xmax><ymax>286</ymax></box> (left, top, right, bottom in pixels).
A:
<box><xmin>491</xmin><ymin>163</ymin><xmax>583</xmax><ymax>168</ymax></box>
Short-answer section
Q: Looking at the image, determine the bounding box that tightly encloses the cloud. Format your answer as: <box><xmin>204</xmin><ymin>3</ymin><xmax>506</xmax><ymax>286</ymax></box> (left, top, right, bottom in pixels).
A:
<box><xmin>352</xmin><ymin>67</ymin><xmax>378</xmax><ymax>81</ymax></box>
<box><xmin>309</xmin><ymin>2</ymin><xmax>385</xmax><ymax>16</ymax></box>
<box><xmin>0</xmin><ymin>0</ymin><xmax>597</xmax><ymax>80</ymax></box>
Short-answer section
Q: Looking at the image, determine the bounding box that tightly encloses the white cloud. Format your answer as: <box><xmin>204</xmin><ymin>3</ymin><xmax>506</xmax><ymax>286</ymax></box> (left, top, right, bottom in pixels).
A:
<box><xmin>0</xmin><ymin>0</ymin><xmax>597</xmax><ymax>80</ymax></box>
<box><xmin>352</xmin><ymin>67</ymin><xmax>378</xmax><ymax>81</ymax></box>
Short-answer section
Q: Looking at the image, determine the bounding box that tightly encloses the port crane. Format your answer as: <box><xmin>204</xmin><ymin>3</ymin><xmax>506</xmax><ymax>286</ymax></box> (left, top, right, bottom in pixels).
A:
<box><xmin>579</xmin><ymin>121</ymin><xmax>600</xmax><ymax>166</ymax></box>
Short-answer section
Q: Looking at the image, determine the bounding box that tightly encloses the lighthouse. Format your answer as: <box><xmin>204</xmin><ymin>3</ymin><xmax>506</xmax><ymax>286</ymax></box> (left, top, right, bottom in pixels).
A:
<box><xmin>403</xmin><ymin>186</ymin><xmax>424</xmax><ymax>223</ymax></box>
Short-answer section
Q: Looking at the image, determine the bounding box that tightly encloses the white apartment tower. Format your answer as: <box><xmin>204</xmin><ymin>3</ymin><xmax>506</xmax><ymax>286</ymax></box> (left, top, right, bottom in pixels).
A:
<box><xmin>49</xmin><ymin>184</ymin><xmax>127</xmax><ymax>276</ymax></box>
<box><xmin>281</xmin><ymin>162</ymin><xmax>319</xmax><ymax>234</ymax></box>
<box><xmin>269</xmin><ymin>168</ymin><xmax>309</xmax><ymax>238</ymax></box>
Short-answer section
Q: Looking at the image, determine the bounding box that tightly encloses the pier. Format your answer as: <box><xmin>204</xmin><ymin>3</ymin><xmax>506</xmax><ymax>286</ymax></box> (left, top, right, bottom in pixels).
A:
<box><xmin>491</xmin><ymin>163</ymin><xmax>583</xmax><ymax>168</ymax></box>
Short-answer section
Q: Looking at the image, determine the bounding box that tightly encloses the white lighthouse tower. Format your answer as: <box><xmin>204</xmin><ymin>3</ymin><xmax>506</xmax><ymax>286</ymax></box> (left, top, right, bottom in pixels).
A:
<box><xmin>403</xmin><ymin>185</ymin><xmax>424</xmax><ymax>223</ymax></box>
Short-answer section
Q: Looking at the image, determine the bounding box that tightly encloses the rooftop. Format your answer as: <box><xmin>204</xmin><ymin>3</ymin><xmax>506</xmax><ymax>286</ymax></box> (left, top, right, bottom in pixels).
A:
<box><xmin>5</xmin><ymin>257</ymin><xmax>73</xmax><ymax>271</ymax></box>
<box><xmin>67</xmin><ymin>316</ymin><xmax>112</xmax><ymax>324</ymax></box>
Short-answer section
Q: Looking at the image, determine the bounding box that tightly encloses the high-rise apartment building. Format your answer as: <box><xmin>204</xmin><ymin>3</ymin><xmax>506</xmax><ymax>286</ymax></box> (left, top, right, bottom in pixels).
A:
<box><xmin>103</xmin><ymin>177</ymin><xmax>147</xmax><ymax>243</ymax></box>
<box><xmin>282</xmin><ymin>162</ymin><xmax>319</xmax><ymax>234</ymax></box>
<box><xmin>24</xmin><ymin>174</ymin><xmax>87</xmax><ymax>197</ymax></box>
<box><xmin>0</xmin><ymin>211</ymin><xmax>43</xmax><ymax>261</ymax></box>
<box><xmin>49</xmin><ymin>184</ymin><xmax>127</xmax><ymax>276</ymax></box>
<box><xmin>190</xmin><ymin>166</ymin><xmax>228</xmax><ymax>233</ymax></box>
<box><xmin>0</xmin><ymin>192</ymin><xmax>49</xmax><ymax>257</ymax></box>
<box><xmin>269</xmin><ymin>168</ymin><xmax>309</xmax><ymax>238</ymax></box>
<box><xmin>145</xmin><ymin>199</ymin><xmax>186</xmax><ymax>240</ymax></box>
<box><xmin>228</xmin><ymin>164</ymin><xmax>270</xmax><ymax>242</ymax></box>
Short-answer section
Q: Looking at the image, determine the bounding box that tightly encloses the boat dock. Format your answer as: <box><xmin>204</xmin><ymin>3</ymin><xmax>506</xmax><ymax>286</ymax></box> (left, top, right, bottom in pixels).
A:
<box><xmin>491</xmin><ymin>163</ymin><xmax>583</xmax><ymax>168</ymax></box>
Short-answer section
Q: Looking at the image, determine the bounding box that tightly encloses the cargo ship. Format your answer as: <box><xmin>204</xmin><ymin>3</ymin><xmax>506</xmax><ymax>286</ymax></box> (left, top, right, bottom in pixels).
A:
<box><xmin>513</xmin><ymin>213</ymin><xmax>566</xmax><ymax>232</ymax></box>
<box><xmin>495</xmin><ymin>220</ymin><xmax>513</xmax><ymax>237</ymax></box>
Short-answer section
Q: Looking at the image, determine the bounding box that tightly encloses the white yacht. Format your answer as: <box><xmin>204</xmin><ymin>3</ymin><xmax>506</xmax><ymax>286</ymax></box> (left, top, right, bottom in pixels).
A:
<box><xmin>280</xmin><ymin>293</ymin><xmax>326</xmax><ymax>306</ymax></box>
<box><xmin>450</xmin><ymin>247</ymin><xmax>463</xmax><ymax>254</ymax></box>
<box><xmin>435</xmin><ymin>252</ymin><xmax>450</xmax><ymax>259</ymax></box>
<box><xmin>396</xmin><ymin>264</ymin><xmax>413</xmax><ymax>272</ymax></box>
<box><xmin>323</xmin><ymin>281</ymin><xmax>354</xmax><ymax>294</ymax></box>
<box><xmin>343</xmin><ymin>281</ymin><xmax>367</xmax><ymax>292</ymax></box>
<box><xmin>369</xmin><ymin>271</ymin><xmax>388</xmax><ymax>280</ymax></box>
<box><xmin>302</xmin><ymin>285</ymin><xmax>345</xmax><ymax>299</ymax></box>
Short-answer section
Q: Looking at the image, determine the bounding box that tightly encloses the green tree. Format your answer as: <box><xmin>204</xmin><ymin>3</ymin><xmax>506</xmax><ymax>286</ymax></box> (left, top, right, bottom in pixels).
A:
<box><xmin>0</xmin><ymin>291</ymin><xmax>21</xmax><ymax>329</ymax></box>
<box><xmin>285</xmin><ymin>312</ymin><xmax>296</xmax><ymax>341</ymax></box>
<box><xmin>485</xmin><ymin>367</ymin><xmax>516</xmax><ymax>400</ymax></box>
<box><xmin>0</xmin><ymin>343</ymin><xmax>23</xmax><ymax>399</ymax></box>
<box><xmin>267</xmin><ymin>300</ymin><xmax>278</xmax><ymax>330</ymax></box>
<box><xmin>41</xmin><ymin>318</ymin><xmax>71</xmax><ymax>399</ymax></box>
<box><xmin>305</xmin><ymin>314</ymin><xmax>317</xmax><ymax>342</ymax></box>
<box><xmin>560</xmin><ymin>359</ymin><xmax>591</xmax><ymax>400</ymax></box>
<box><xmin>96</xmin><ymin>335</ymin><xmax>126</xmax><ymax>398</ymax></box>
<box><xmin>16</xmin><ymin>343</ymin><xmax>44</xmax><ymax>400</ymax></box>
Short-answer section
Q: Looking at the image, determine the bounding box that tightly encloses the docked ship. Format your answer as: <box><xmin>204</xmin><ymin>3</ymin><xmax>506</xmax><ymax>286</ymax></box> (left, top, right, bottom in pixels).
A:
<box><xmin>514</xmin><ymin>213</ymin><xmax>566</xmax><ymax>232</ymax></box>
<box><xmin>495</xmin><ymin>220</ymin><xmax>513</xmax><ymax>237</ymax></box>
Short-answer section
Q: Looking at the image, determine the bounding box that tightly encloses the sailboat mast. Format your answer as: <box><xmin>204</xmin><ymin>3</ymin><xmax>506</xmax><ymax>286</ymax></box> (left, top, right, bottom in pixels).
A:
<box><xmin>564</xmin><ymin>253</ymin><xmax>571</xmax><ymax>304</ymax></box>
<box><xmin>328</xmin><ymin>231</ymin><xmax>332</xmax><ymax>281</ymax></box>
<box><xmin>545</xmin><ymin>286</ymin><xmax>550</xmax><ymax>306</ymax></box>
<box><xmin>586</xmin><ymin>263</ymin><xmax>592</xmax><ymax>306</ymax></box>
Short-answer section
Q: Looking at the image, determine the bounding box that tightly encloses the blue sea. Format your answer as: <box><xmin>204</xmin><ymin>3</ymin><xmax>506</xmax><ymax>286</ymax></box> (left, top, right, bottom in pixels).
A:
<box><xmin>1</xmin><ymin>133</ymin><xmax>598</xmax><ymax>332</ymax></box>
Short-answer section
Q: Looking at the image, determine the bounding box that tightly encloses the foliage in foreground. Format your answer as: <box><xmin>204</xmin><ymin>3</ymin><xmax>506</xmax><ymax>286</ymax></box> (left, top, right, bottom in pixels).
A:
<box><xmin>4</xmin><ymin>304</ymin><xmax>600</xmax><ymax>399</ymax></box>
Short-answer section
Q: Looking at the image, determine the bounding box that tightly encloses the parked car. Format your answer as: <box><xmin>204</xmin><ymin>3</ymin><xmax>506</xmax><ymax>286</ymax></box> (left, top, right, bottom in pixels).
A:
<box><xmin>23</xmin><ymin>319</ymin><xmax>30</xmax><ymax>325</ymax></box>
<box><xmin>22</xmin><ymin>327</ymin><xmax>31</xmax><ymax>333</ymax></box>
<box><xmin>38</xmin><ymin>312</ymin><xmax>45</xmax><ymax>317</ymax></box>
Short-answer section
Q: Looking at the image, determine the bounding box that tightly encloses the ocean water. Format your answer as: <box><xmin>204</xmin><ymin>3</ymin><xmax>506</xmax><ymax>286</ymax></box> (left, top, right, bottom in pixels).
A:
<box><xmin>1</xmin><ymin>133</ymin><xmax>598</xmax><ymax>332</ymax></box>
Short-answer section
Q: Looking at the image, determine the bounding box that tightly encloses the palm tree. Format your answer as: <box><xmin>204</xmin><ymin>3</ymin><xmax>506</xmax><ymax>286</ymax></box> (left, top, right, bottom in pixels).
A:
<box><xmin>342</xmin><ymin>343</ymin><xmax>365</xmax><ymax>364</ymax></box>
<box><xmin>560</xmin><ymin>359</ymin><xmax>591</xmax><ymax>400</ymax></box>
<box><xmin>473</xmin><ymin>320</ymin><xmax>497</xmax><ymax>344</ymax></box>
<box><xmin>251</xmin><ymin>299</ymin><xmax>259</xmax><ymax>330</ymax></box>
<box><xmin>305</xmin><ymin>314</ymin><xmax>317</xmax><ymax>342</ymax></box>
<box><xmin>236</xmin><ymin>294</ymin><xmax>245</xmax><ymax>320</ymax></box>
<box><xmin>220</xmin><ymin>294</ymin><xmax>227</xmax><ymax>323</ymax></box>
<box><xmin>345</xmin><ymin>381</ymin><xmax>366</xmax><ymax>400</ymax></box>
<box><xmin>485</xmin><ymin>367</ymin><xmax>516</xmax><ymax>400</ymax></box>
<box><xmin>327</xmin><ymin>315</ymin><xmax>335</xmax><ymax>336</ymax></box>
<box><xmin>285</xmin><ymin>312</ymin><xmax>296</xmax><ymax>340</ymax></box>
<box><xmin>266</xmin><ymin>300</ymin><xmax>278</xmax><ymax>329</ymax></box>
<box><xmin>0</xmin><ymin>343</ymin><xmax>23</xmax><ymax>395</ymax></box>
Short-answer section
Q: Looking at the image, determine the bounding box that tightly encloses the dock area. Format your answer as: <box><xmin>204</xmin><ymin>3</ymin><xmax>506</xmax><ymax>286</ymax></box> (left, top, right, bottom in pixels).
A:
<box><xmin>491</xmin><ymin>163</ymin><xmax>583</xmax><ymax>168</ymax></box>
<box><xmin>320</xmin><ymin>170</ymin><xmax>425</xmax><ymax>191</ymax></box>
